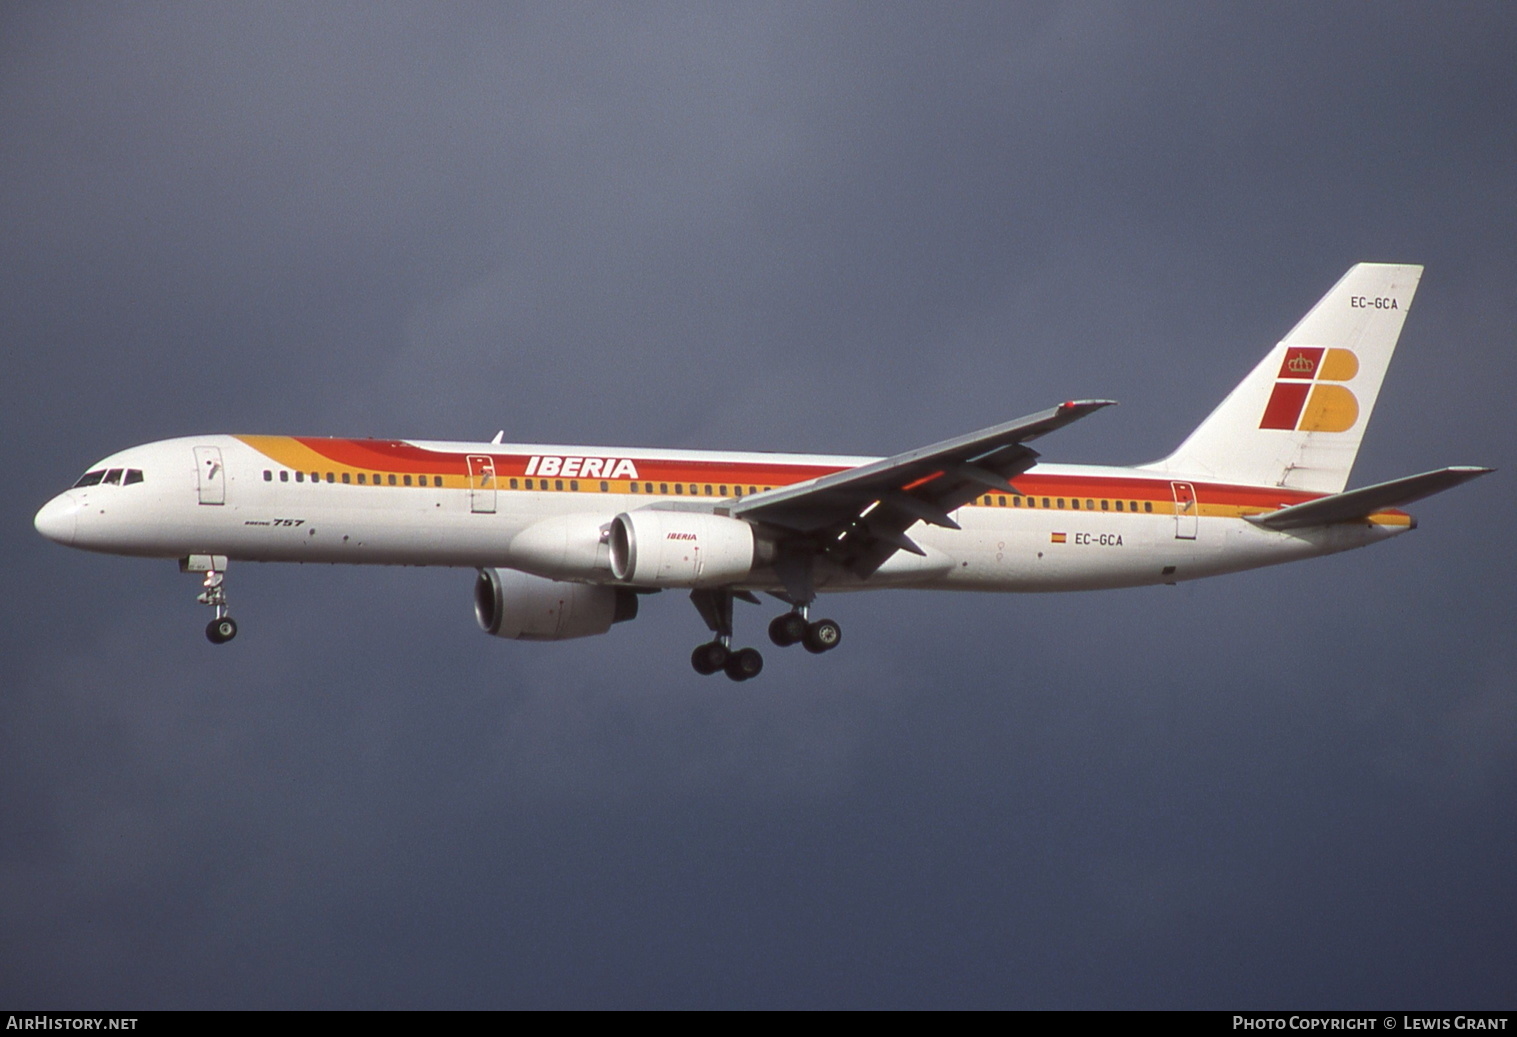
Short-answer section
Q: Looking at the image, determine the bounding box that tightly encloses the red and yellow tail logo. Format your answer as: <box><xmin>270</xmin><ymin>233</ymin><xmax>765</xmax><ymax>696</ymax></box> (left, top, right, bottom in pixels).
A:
<box><xmin>1259</xmin><ymin>347</ymin><xmax>1359</xmax><ymax>432</ymax></box>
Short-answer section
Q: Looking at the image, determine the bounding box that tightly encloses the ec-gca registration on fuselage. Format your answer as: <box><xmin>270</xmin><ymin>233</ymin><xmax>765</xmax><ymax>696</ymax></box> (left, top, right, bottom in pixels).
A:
<box><xmin>35</xmin><ymin>264</ymin><xmax>1492</xmax><ymax>681</ymax></box>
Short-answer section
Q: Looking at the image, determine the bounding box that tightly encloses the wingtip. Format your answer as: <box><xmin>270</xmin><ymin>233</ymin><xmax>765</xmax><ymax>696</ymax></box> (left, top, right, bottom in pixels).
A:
<box><xmin>1061</xmin><ymin>398</ymin><xmax>1118</xmax><ymax>411</ymax></box>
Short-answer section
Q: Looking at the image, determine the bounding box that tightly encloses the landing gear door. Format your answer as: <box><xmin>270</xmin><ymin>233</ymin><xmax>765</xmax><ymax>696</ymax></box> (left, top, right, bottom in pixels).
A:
<box><xmin>1171</xmin><ymin>481</ymin><xmax>1197</xmax><ymax>540</ymax></box>
<box><xmin>194</xmin><ymin>446</ymin><xmax>226</xmax><ymax>505</ymax></box>
<box><xmin>467</xmin><ymin>455</ymin><xmax>497</xmax><ymax>514</ymax></box>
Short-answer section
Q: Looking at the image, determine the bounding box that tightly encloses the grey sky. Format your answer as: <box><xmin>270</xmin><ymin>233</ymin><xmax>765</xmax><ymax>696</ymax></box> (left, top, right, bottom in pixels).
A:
<box><xmin>3</xmin><ymin>2</ymin><xmax>1513</xmax><ymax>1008</ymax></box>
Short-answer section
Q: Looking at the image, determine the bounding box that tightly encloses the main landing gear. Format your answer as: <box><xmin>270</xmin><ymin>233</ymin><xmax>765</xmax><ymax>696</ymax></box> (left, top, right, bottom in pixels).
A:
<box><xmin>688</xmin><ymin>590</ymin><xmax>841</xmax><ymax>681</ymax></box>
<box><xmin>767</xmin><ymin>611</ymin><xmax>842</xmax><ymax>654</ymax></box>
<box><xmin>183</xmin><ymin>555</ymin><xmax>238</xmax><ymax>644</ymax></box>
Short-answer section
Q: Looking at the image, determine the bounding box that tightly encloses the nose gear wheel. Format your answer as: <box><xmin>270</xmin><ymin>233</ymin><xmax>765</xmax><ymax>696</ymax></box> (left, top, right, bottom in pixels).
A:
<box><xmin>190</xmin><ymin>565</ymin><xmax>238</xmax><ymax>644</ymax></box>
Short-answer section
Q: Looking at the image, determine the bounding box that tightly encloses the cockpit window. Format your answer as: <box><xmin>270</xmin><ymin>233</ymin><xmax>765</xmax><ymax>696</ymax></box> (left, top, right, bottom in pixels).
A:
<box><xmin>71</xmin><ymin>468</ymin><xmax>144</xmax><ymax>488</ymax></box>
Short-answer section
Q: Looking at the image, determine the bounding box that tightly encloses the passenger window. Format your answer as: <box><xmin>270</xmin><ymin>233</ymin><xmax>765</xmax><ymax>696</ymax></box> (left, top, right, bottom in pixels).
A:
<box><xmin>280</xmin><ymin>471</ymin><xmax>289</xmax><ymax>483</ymax></box>
<box><xmin>600</xmin><ymin>480</ymin><xmax>609</xmax><ymax>492</ymax></box>
<box><xmin>720</xmin><ymin>486</ymin><xmax>728</xmax><ymax>496</ymax></box>
<box><xmin>645</xmin><ymin>483</ymin><xmax>654</xmax><ymax>494</ymax></box>
<box><xmin>1057</xmin><ymin>498</ymin><xmax>1065</xmax><ymax>509</ymax></box>
<box><xmin>1042</xmin><ymin>498</ymin><xmax>1050</xmax><ymax>508</ymax></box>
<box><xmin>124</xmin><ymin>469</ymin><xmax>144</xmax><ymax>485</ymax></box>
<box><xmin>357</xmin><ymin>473</ymin><xmax>366</xmax><ymax>484</ymax></box>
<box><xmin>660</xmin><ymin>483</ymin><xmax>668</xmax><ymax>495</ymax></box>
<box><xmin>327</xmin><ymin>473</ymin><xmax>335</xmax><ymax>483</ymax></box>
<box><xmin>570</xmin><ymin>480</ymin><xmax>578</xmax><ymax>491</ymax></box>
<box><xmin>403</xmin><ymin>475</ymin><xmax>412</xmax><ymax>486</ymax></box>
<box><xmin>1115</xmin><ymin>500</ymin><xmax>1123</xmax><ymax>511</ymax></box>
<box><xmin>388</xmin><ymin>474</ymin><xmax>397</xmax><ymax>486</ymax></box>
<box><xmin>510</xmin><ymin>478</ymin><xmax>519</xmax><ymax>489</ymax></box>
<box><xmin>555</xmin><ymin>479</ymin><xmax>563</xmax><ymax>491</ymax></box>
<box><xmin>1071</xmin><ymin>498</ymin><xmax>1079</xmax><ymax>510</ymax></box>
<box><xmin>1100</xmin><ymin>499</ymin><xmax>1108</xmax><ymax>510</ymax></box>
<box><xmin>675</xmin><ymin>484</ymin><xmax>683</xmax><ymax>495</ymax></box>
<box><xmin>342</xmin><ymin>473</ymin><xmax>351</xmax><ymax>484</ymax></box>
<box><xmin>629</xmin><ymin>481</ymin><xmax>638</xmax><ymax>493</ymax></box>
<box><xmin>1144</xmin><ymin>501</ymin><xmax>1153</xmax><ymax>513</ymax></box>
<box><xmin>295</xmin><ymin>471</ymin><xmax>305</xmax><ymax>483</ymax></box>
<box><xmin>263</xmin><ymin>470</ymin><xmax>272</xmax><ymax>482</ymax></box>
<box><xmin>997</xmin><ymin>495</ymin><xmax>1007</xmax><ymax>507</ymax></box>
<box><xmin>1086</xmin><ymin>499</ymin><xmax>1094</xmax><ymax>510</ymax></box>
<box><xmin>433</xmin><ymin>476</ymin><xmax>442</xmax><ymax>487</ymax></box>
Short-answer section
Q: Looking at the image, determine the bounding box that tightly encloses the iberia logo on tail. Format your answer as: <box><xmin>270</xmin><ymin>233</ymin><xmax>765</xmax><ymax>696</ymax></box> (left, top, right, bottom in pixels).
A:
<box><xmin>1259</xmin><ymin>346</ymin><xmax>1359</xmax><ymax>432</ymax></box>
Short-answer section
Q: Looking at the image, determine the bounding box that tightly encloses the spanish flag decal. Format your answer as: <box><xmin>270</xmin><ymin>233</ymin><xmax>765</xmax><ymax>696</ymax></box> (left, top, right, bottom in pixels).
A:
<box><xmin>1050</xmin><ymin>532</ymin><xmax>1067</xmax><ymax>544</ymax></box>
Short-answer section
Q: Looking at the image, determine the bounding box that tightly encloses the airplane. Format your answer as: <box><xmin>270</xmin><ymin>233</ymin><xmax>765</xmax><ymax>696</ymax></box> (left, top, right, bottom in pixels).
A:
<box><xmin>34</xmin><ymin>263</ymin><xmax>1492</xmax><ymax>681</ymax></box>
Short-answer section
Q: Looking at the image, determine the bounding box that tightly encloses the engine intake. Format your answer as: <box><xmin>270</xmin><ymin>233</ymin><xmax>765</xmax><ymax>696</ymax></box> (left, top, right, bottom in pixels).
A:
<box><xmin>609</xmin><ymin>510</ymin><xmax>758</xmax><ymax>587</ymax></box>
<box><xmin>474</xmin><ymin>567</ymin><xmax>638</xmax><ymax>641</ymax></box>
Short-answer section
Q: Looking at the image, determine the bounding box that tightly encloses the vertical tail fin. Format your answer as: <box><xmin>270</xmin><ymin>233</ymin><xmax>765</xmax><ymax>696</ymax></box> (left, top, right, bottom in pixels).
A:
<box><xmin>1145</xmin><ymin>263</ymin><xmax>1423</xmax><ymax>493</ymax></box>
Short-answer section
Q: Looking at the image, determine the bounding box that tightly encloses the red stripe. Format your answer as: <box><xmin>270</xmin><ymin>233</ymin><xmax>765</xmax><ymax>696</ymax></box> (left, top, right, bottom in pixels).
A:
<box><xmin>273</xmin><ymin>438</ymin><xmax>1337</xmax><ymax>509</ymax></box>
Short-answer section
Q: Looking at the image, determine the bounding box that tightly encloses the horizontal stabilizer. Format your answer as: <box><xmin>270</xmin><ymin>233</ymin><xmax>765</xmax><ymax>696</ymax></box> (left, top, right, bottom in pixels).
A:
<box><xmin>1246</xmin><ymin>466</ymin><xmax>1493</xmax><ymax>530</ymax></box>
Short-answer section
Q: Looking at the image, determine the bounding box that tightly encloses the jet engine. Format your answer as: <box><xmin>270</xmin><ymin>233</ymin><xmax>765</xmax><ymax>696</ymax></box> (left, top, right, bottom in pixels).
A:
<box><xmin>509</xmin><ymin>512</ymin><xmax>611</xmax><ymax>580</ymax></box>
<box><xmin>474</xmin><ymin>567</ymin><xmax>638</xmax><ymax>641</ymax></box>
<box><xmin>608</xmin><ymin>510</ymin><xmax>761</xmax><ymax>587</ymax></box>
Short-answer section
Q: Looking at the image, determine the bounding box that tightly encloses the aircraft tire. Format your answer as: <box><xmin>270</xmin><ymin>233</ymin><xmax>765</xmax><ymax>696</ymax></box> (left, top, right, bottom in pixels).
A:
<box><xmin>768</xmin><ymin>613</ymin><xmax>806</xmax><ymax>647</ymax></box>
<box><xmin>803</xmin><ymin>618</ymin><xmax>841</xmax><ymax>654</ymax></box>
<box><xmin>691</xmin><ymin>641</ymin><xmax>729</xmax><ymax>675</ymax></box>
<box><xmin>724</xmin><ymin>647</ymin><xmax>763</xmax><ymax>682</ymax></box>
<box><xmin>206</xmin><ymin>617</ymin><xmax>238</xmax><ymax>644</ymax></box>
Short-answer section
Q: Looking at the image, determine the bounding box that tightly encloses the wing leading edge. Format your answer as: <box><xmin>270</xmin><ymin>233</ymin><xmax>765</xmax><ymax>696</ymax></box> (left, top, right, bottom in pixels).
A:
<box><xmin>733</xmin><ymin>400</ymin><xmax>1115</xmax><ymax>578</ymax></box>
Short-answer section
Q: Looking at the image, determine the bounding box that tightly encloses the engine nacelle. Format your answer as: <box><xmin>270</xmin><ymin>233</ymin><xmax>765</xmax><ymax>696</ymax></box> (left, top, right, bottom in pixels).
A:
<box><xmin>509</xmin><ymin>512</ymin><xmax>611</xmax><ymax>580</ymax></box>
<box><xmin>609</xmin><ymin>510</ymin><xmax>758</xmax><ymax>587</ymax></box>
<box><xmin>474</xmin><ymin>567</ymin><xmax>638</xmax><ymax>641</ymax></box>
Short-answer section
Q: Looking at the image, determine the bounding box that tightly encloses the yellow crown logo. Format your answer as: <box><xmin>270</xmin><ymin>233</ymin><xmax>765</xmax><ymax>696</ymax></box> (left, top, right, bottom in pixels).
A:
<box><xmin>1287</xmin><ymin>355</ymin><xmax>1316</xmax><ymax>374</ymax></box>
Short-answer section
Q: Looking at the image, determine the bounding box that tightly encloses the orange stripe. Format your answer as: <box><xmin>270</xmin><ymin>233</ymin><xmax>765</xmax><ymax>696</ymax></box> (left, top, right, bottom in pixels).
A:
<box><xmin>236</xmin><ymin>435</ymin><xmax>1412</xmax><ymax>522</ymax></box>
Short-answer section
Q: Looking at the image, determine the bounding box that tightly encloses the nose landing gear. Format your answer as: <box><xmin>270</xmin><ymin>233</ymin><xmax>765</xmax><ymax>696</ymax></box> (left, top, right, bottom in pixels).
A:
<box><xmin>183</xmin><ymin>555</ymin><xmax>237</xmax><ymax>644</ymax></box>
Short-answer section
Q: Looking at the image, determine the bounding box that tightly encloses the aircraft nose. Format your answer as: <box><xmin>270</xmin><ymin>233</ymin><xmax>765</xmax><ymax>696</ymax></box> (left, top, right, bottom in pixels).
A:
<box><xmin>34</xmin><ymin>493</ymin><xmax>79</xmax><ymax>546</ymax></box>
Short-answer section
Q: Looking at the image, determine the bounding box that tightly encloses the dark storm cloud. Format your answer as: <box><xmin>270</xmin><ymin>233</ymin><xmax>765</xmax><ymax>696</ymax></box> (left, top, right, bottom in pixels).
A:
<box><xmin>3</xmin><ymin>2</ymin><xmax>1513</xmax><ymax>1008</ymax></box>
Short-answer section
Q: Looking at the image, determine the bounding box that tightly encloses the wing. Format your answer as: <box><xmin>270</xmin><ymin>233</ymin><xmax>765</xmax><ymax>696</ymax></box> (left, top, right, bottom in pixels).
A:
<box><xmin>1244</xmin><ymin>466</ymin><xmax>1494</xmax><ymax>530</ymax></box>
<box><xmin>732</xmin><ymin>400</ymin><xmax>1116</xmax><ymax>579</ymax></box>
